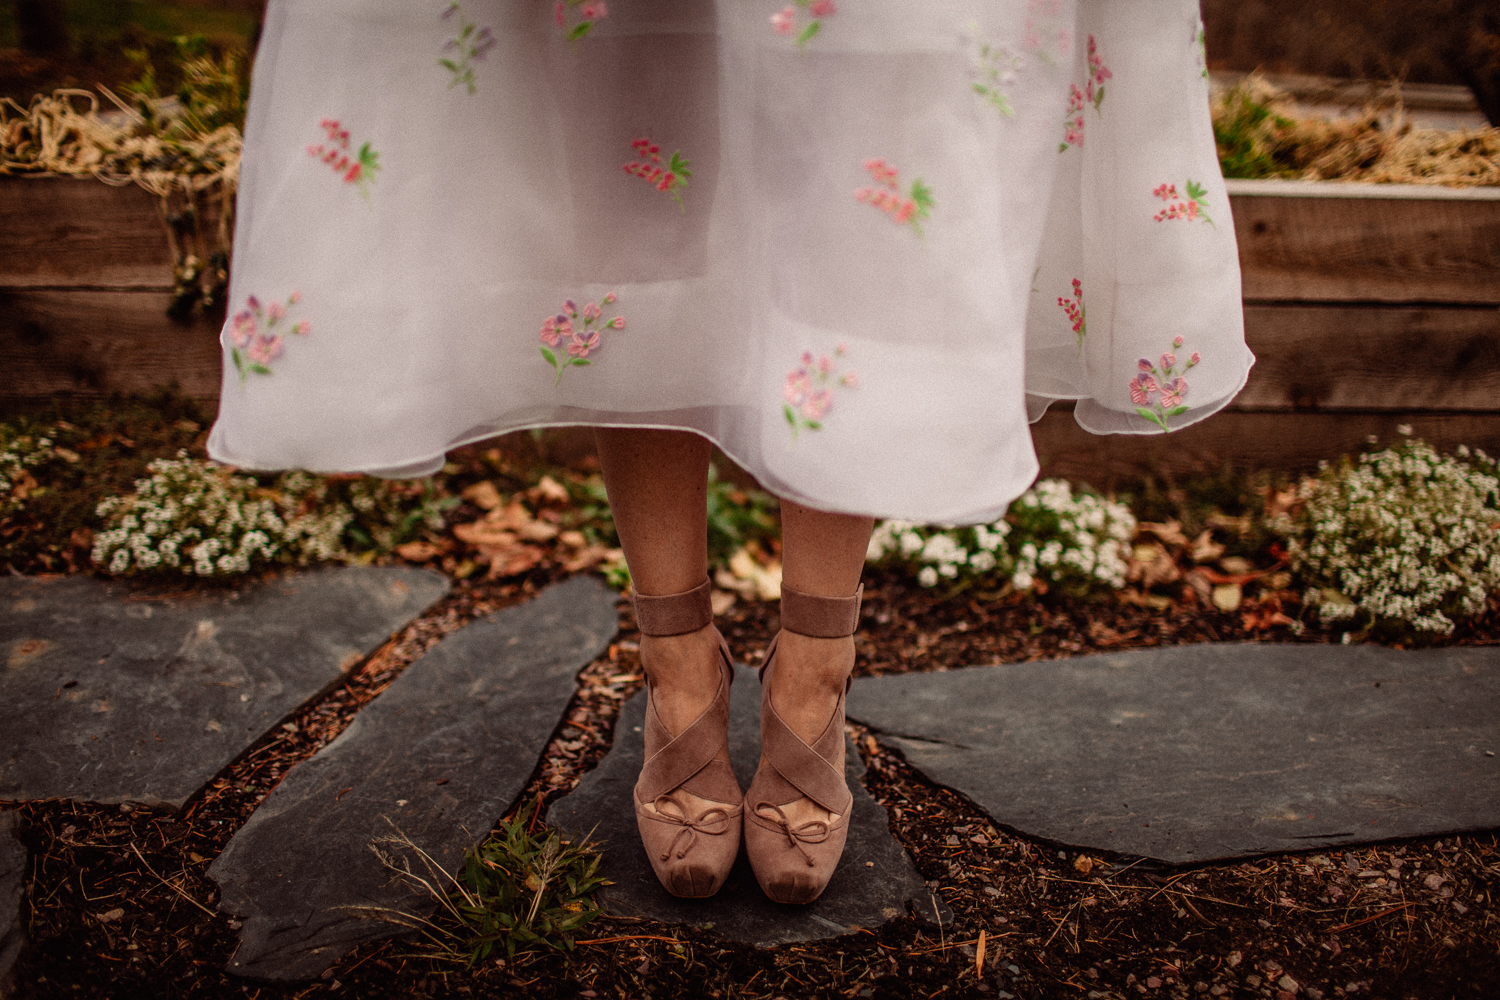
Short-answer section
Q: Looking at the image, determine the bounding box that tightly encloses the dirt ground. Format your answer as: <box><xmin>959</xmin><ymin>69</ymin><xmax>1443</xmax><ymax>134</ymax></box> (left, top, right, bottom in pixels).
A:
<box><xmin>6</xmin><ymin>566</ymin><xmax>1498</xmax><ymax>1000</ymax></box>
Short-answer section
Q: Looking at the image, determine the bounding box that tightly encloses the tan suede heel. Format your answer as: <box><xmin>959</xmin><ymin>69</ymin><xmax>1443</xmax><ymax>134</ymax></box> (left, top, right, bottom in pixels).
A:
<box><xmin>632</xmin><ymin>579</ymin><xmax>743</xmax><ymax>899</ymax></box>
<box><xmin>744</xmin><ymin>583</ymin><xmax>862</xmax><ymax>905</ymax></box>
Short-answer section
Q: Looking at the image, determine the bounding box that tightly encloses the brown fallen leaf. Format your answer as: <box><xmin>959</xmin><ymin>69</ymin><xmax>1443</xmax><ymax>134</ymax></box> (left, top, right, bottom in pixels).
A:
<box><xmin>453</xmin><ymin>522</ymin><xmax>519</xmax><ymax>547</ymax></box>
<box><xmin>530</xmin><ymin>475</ymin><xmax>571</xmax><ymax>506</ymax></box>
<box><xmin>1139</xmin><ymin>519</ymin><xmax>1190</xmax><ymax>547</ymax></box>
<box><xmin>395</xmin><ymin>540</ymin><xmax>445</xmax><ymax>562</ymax></box>
<box><xmin>1073</xmin><ymin>855</ymin><xmax>1096</xmax><ymax>875</ymax></box>
<box><xmin>485</xmin><ymin>545</ymin><xmax>545</xmax><ymax>580</ymax></box>
<box><xmin>518</xmin><ymin>520</ymin><xmax>560</xmax><ymax>543</ymax></box>
<box><xmin>461</xmin><ymin>480</ymin><xmax>504</xmax><ymax>511</ymax></box>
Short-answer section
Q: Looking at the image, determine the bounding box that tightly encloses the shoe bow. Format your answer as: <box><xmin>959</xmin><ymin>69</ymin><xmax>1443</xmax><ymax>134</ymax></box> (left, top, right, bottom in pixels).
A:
<box><xmin>754</xmin><ymin>801</ymin><xmax>831</xmax><ymax>867</ymax></box>
<box><xmin>650</xmin><ymin>795</ymin><xmax>736</xmax><ymax>861</ymax></box>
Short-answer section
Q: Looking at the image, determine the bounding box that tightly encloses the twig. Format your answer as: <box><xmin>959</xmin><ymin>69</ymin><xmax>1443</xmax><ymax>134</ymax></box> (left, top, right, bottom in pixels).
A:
<box><xmin>129</xmin><ymin>842</ymin><xmax>215</xmax><ymax>917</ymax></box>
<box><xmin>1328</xmin><ymin>903</ymin><xmax>1414</xmax><ymax>933</ymax></box>
<box><xmin>575</xmin><ymin>935</ymin><xmax>681</xmax><ymax>946</ymax></box>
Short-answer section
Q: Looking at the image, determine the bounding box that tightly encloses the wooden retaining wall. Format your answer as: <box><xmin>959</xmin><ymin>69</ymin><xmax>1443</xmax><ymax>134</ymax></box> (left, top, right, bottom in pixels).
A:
<box><xmin>3</xmin><ymin>175</ymin><xmax>1498</xmax><ymax>480</ymax></box>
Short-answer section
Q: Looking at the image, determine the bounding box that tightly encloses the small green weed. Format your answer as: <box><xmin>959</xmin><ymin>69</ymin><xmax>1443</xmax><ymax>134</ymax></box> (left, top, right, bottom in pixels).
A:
<box><xmin>358</xmin><ymin>808</ymin><xmax>608</xmax><ymax>965</ymax></box>
<box><xmin>705</xmin><ymin>463</ymin><xmax>779</xmax><ymax>568</ymax></box>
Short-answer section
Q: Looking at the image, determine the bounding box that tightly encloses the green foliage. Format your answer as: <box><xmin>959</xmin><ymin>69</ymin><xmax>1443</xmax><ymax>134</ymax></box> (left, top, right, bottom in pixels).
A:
<box><xmin>121</xmin><ymin>32</ymin><xmax>248</xmax><ymax>138</ymax></box>
<box><xmin>1212</xmin><ymin>80</ymin><xmax>1300</xmax><ymax>179</ymax></box>
<box><xmin>360</xmin><ymin>808</ymin><xmax>608</xmax><ymax>965</ymax></box>
<box><xmin>705</xmin><ymin>463</ymin><xmax>779</xmax><ymax>569</ymax></box>
<box><xmin>1270</xmin><ymin>437</ymin><xmax>1500</xmax><ymax>638</ymax></box>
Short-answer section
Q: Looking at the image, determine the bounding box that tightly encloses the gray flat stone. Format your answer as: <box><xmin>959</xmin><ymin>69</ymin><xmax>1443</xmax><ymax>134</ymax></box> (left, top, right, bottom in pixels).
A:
<box><xmin>548</xmin><ymin>665</ymin><xmax>947</xmax><ymax>946</ymax></box>
<box><xmin>846</xmin><ymin>644</ymin><xmax>1500</xmax><ymax>864</ymax></box>
<box><xmin>0</xmin><ymin>568</ymin><xmax>448</xmax><ymax>808</ymax></box>
<box><xmin>210</xmin><ymin>575</ymin><xmax>619</xmax><ymax>982</ymax></box>
<box><xmin>0</xmin><ymin>812</ymin><xmax>23</xmax><ymax>998</ymax></box>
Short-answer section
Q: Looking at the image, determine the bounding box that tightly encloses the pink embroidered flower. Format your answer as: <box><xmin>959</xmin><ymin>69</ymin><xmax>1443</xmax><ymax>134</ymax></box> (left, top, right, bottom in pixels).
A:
<box><xmin>1132</xmin><ymin>338</ymin><xmax>1201</xmax><ymax>431</ymax></box>
<box><xmin>230</xmin><ymin>310</ymin><xmax>256</xmax><ymax>349</ymax></box>
<box><xmin>556</xmin><ymin>0</ymin><xmax>607</xmax><ymax>38</ymax></box>
<box><xmin>1152</xmin><ymin>179</ymin><xmax>1215</xmax><ymax>227</ymax></box>
<box><xmin>1059</xmin><ymin>84</ymin><xmax>1087</xmax><ymax>152</ymax></box>
<box><xmin>625</xmin><ymin>137</ymin><xmax>692</xmax><ymax>209</ymax></box>
<box><xmin>540</xmin><ymin>292</ymin><xmax>623</xmax><ymax>384</ymax></box>
<box><xmin>568</xmin><ymin>330</ymin><xmax>600</xmax><ymax>358</ymax></box>
<box><xmin>772</xmin><ymin>0</ymin><xmax>834</xmax><ymax>46</ymax></box>
<box><xmin>1057</xmin><ymin>278</ymin><xmax>1086</xmax><ymax>351</ymax></box>
<box><xmin>246</xmin><ymin>334</ymin><xmax>283</xmax><ymax>367</ymax></box>
<box><xmin>1085</xmin><ymin>34</ymin><xmax>1112</xmax><ymax>109</ymax></box>
<box><xmin>855</xmin><ymin>159</ymin><xmax>933</xmax><ymax>236</ymax></box>
<box><xmin>783</xmin><ymin>346</ymin><xmax>856</xmax><ymax>440</ymax></box>
<box><xmin>229</xmin><ymin>291</ymin><xmax>306</xmax><ymax>384</ymax></box>
<box><xmin>308</xmin><ymin>119</ymin><xmax>380</xmax><ymax>198</ymax></box>
<box><xmin>540</xmin><ymin>314</ymin><xmax>572</xmax><ymax>347</ymax></box>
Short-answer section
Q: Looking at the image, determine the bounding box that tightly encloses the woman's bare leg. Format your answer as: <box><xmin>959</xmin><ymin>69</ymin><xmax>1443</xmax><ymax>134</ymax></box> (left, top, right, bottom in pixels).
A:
<box><xmin>594</xmin><ymin>426</ymin><xmax>724</xmax><ymax>744</ymax></box>
<box><xmin>767</xmin><ymin>500</ymin><xmax>874</xmax><ymax>826</ymax></box>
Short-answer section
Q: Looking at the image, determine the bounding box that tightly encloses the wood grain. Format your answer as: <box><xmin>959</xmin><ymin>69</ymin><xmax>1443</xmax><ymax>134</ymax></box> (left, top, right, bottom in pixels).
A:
<box><xmin>1031</xmin><ymin>406</ymin><xmax>1500</xmax><ymax>487</ymax></box>
<box><xmin>0</xmin><ymin>177</ymin><xmax>178</xmax><ymax>289</ymax></box>
<box><xmin>0</xmin><ymin>289</ymin><xmax>223</xmax><ymax>402</ymax></box>
<box><xmin>1239</xmin><ymin>303</ymin><xmax>1500</xmax><ymax>411</ymax></box>
<box><xmin>1229</xmin><ymin>192</ymin><xmax>1500</xmax><ymax>305</ymax></box>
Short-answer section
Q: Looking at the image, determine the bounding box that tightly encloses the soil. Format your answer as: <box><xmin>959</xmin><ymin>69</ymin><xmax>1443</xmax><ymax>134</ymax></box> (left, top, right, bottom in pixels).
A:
<box><xmin>2</xmin><ymin>416</ymin><xmax>1498</xmax><ymax>1000</ymax></box>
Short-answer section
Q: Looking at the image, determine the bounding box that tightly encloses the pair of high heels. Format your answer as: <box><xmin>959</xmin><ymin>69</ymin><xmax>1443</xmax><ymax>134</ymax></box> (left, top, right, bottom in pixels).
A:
<box><xmin>631</xmin><ymin>577</ymin><xmax>861</xmax><ymax>904</ymax></box>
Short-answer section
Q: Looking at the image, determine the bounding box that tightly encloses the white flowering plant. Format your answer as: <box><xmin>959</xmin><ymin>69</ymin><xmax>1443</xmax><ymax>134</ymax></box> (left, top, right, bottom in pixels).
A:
<box><xmin>1269</xmin><ymin>436</ymin><xmax>1500</xmax><ymax>637</ymax></box>
<box><xmin>866</xmin><ymin>479</ymin><xmax>1136</xmax><ymax>598</ymax></box>
<box><xmin>92</xmin><ymin>454</ymin><xmax>455</xmax><ymax>577</ymax></box>
<box><xmin>0</xmin><ymin>427</ymin><xmax>59</xmax><ymax>520</ymax></box>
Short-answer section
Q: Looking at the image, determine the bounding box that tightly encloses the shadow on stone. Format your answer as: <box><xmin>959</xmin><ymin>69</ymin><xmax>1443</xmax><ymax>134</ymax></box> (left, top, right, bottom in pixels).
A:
<box><xmin>549</xmin><ymin>665</ymin><xmax>947</xmax><ymax>947</ymax></box>
<box><xmin>0</xmin><ymin>812</ymin><xmax>23</xmax><ymax>999</ymax></box>
<box><xmin>209</xmin><ymin>575</ymin><xmax>619</xmax><ymax>982</ymax></box>
<box><xmin>0</xmin><ymin>568</ymin><xmax>449</xmax><ymax>809</ymax></box>
<box><xmin>846</xmin><ymin>643</ymin><xmax>1500</xmax><ymax>865</ymax></box>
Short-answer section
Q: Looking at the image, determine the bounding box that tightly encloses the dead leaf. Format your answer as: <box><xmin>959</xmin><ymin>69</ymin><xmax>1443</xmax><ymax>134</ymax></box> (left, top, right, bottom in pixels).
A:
<box><xmin>518</xmin><ymin>520</ymin><xmax>560</xmax><ymax>543</ymax></box>
<box><xmin>485</xmin><ymin>545</ymin><xmax>545</xmax><ymax>580</ymax></box>
<box><xmin>1183</xmin><ymin>570</ymin><xmax>1213</xmax><ymax>605</ymax></box>
<box><xmin>395</xmin><ymin>540</ymin><xmax>444</xmax><ymax>562</ymax></box>
<box><xmin>453</xmin><ymin>522</ymin><xmax>519</xmax><ymax>548</ymax></box>
<box><xmin>461</xmin><ymin>480</ymin><xmax>504</xmax><ymax>511</ymax></box>
<box><xmin>1139</xmin><ymin>519</ymin><xmax>1190</xmax><ymax>547</ymax></box>
<box><xmin>1128</xmin><ymin>541</ymin><xmax>1181</xmax><ymax>588</ymax></box>
<box><xmin>529</xmin><ymin>475</ymin><xmax>571</xmax><ymax>506</ymax></box>
<box><xmin>1073</xmin><ymin>855</ymin><xmax>1096</xmax><ymax>875</ymax></box>
<box><xmin>483</xmin><ymin>500</ymin><xmax>535</xmax><ymax>531</ymax></box>
<box><xmin>561</xmin><ymin>545</ymin><xmax>611</xmax><ymax>572</ymax></box>
<box><xmin>1190</xmin><ymin>530</ymin><xmax>1225</xmax><ymax>564</ymax></box>
<box><xmin>558</xmin><ymin>530</ymin><xmax>587</xmax><ymax>549</ymax></box>
<box><xmin>1207</xmin><ymin>513</ymin><xmax>1253</xmax><ymax>537</ymax></box>
<box><xmin>97</xmin><ymin>908</ymin><xmax>124</xmax><ymax>923</ymax></box>
<box><xmin>1219</xmin><ymin>556</ymin><xmax>1252</xmax><ymax>575</ymax></box>
<box><xmin>710</xmin><ymin>589</ymin><xmax>737</xmax><ymax>616</ymax></box>
<box><xmin>728</xmin><ymin>546</ymin><xmax>782</xmax><ymax>601</ymax></box>
<box><xmin>1212</xmin><ymin>583</ymin><xmax>1243</xmax><ymax>612</ymax></box>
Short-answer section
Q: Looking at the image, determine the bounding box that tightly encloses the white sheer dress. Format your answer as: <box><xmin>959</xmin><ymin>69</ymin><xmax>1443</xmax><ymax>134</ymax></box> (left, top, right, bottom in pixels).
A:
<box><xmin>207</xmin><ymin>0</ymin><xmax>1252</xmax><ymax>524</ymax></box>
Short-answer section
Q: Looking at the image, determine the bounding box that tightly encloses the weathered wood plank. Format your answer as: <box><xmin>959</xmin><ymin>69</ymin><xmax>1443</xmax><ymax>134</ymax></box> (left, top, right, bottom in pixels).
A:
<box><xmin>0</xmin><ymin>176</ymin><xmax>174</xmax><ymax>289</ymax></box>
<box><xmin>1239</xmin><ymin>303</ymin><xmax>1500</xmax><ymax>411</ymax></box>
<box><xmin>0</xmin><ymin>290</ymin><xmax>222</xmax><ymax>402</ymax></box>
<box><xmin>1229</xmin><ymin>189</ymin><xmax>1500</xmax><ymax>305</ymax></box>
<box><xmin>1032</xmin><ymin>406</ymin><xmax>1500</xmax><ymax>487</ymax></box>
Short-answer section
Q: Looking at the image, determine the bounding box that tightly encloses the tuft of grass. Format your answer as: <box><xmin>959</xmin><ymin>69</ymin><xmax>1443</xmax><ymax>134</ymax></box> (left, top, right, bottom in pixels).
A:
<box><xmin>705</xmin><ymin>463</ymin><xmax>779</xmax><ymax>569</ymax></box>
<box><xmin>353</xmin><ymin>807</ymin><xmax>609</xmax><ymax>965</ymax></box>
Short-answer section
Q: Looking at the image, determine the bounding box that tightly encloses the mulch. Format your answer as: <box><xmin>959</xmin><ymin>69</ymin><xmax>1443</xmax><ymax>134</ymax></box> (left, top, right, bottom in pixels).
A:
<box><xmin>6</xmin><ymin>564</ymin><xmax>1499</xmax><ymax>1000</ymax></box>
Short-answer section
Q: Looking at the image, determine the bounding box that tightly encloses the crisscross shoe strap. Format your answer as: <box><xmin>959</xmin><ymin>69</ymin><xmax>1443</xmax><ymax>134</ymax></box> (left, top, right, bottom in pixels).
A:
<box><xmin>757</xmin><ymin>673</ymin><xmax>853</xmax><ymax>818</ymax></box>
<box><xmin>636</xmin><ymin>650</ymin><xmax>742</xmax><ymax>809</ymax></box>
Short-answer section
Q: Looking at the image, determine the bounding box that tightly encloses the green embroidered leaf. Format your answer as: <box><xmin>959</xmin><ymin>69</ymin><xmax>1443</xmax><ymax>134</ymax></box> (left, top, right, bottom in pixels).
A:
<box><xmin>1135</xmin><ymin>406</ymin><xmax>1169</xmax><ymax>431</ymax></box>
<box><xmin>783</xmin><ymin>403</ymin><xmax>797</xmax><ymax>429</ymax></box>
<box><xmin>568</xmin><ymin>22</ymin><xmax>592</xmax><ymax>40</ymax></box>
<box><xmin>1093</xmin><ymin>84</ymin><xmax>1106</xmax><ymax>109</ymax></box>
<box><xmin>1165</xmin><ymin>405</ymin><xmax>1190</xmax><ymax>416</ymax></box>
<box><xmin>797</xmin><ymin>21</ymin><xmax>821</xmax><ymax>46</ymax></box>
<box><xmin>1186</xmin><ymin>179</ymin><xmax>1208</xmax><ymax>201</ymax></box>
<box><xmin>439</xmin><ymin>58</ymin><xmax>458</xmax><ymax>71</ymax></box>
<box><xmin>805</xmin><ymin>420</ymin><xmax>822</xmax><ymax>431</ymax></box>
<box><xmin>231</xmin><ymin>348</ymin><xmax>244</xmax><ymax>375</ymax></box>
<box><xmin>249</xmin><ymin>364</ymin><xmax>273</xmax><ymax>375</ymax></box>
<box><xmin>571</xmin><ymin>358</ymin><xmax>591</xmax><ymax>367</ymax></box>
<box><xmin>540</xmin><ymin>346</ymin><xmax>559</xmax><ymax>369</ymax></box>
<box><xmin>668</xmin><ymin>152</ymin><xmax>693</xmax><ymax>179</ymax></box>
<box><xmin>1059</xmin><ymin>142</ymin><xmax>1070</xmax><ymax>153</ymax></box>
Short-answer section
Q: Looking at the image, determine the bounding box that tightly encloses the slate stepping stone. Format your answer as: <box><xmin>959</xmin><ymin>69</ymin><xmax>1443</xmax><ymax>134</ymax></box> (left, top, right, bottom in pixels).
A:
<box><xmin>846</xmin><ymin>643</ymin><xmax>1500</xmax><ymax>864</ymax></box>
<box><xmin>0</xmin><ymin>568</ymin><xmax>448</xmax><ymax>809</ymax></box>
<box><xmin>549</xmin><ymin>665</ymin><xmax>947</xmax><ymax>947</ymax></box>
<box><xmin>0</xmin><ymin>812</ymin><xmax>23</xmax><ymax>998</ymax></box>
<box><xmin>210</xmin><ymin>575</ymin><xmax>619</xmax><ymax>982</ymax></box>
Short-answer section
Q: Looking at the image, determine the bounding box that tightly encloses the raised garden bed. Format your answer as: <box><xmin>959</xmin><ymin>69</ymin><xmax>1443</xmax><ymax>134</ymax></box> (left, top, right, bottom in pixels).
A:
<box><xmin>4</xmin><ymin>174</ymin><xmax>1499</xmax><ymax>478</ymax></box>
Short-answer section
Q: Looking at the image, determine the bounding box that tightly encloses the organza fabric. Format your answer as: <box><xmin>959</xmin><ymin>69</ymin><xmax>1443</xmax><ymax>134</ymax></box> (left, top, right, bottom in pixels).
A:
<box><xmin>207</xmin><ymin>0</ymin><xmax>1252</xmax><ymax>524</ymax></box>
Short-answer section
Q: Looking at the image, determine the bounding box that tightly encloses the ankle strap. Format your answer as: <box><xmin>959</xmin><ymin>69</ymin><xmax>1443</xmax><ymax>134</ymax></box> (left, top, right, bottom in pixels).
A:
<box><xmin>632</xmin><ymin>578</ymin><xmax>714</xmax><ymax>636</ymax></box>
<box><xmin>779</xmin><ymin>582</ymin><xmax>863</xmax><ymax>638</ymax></box>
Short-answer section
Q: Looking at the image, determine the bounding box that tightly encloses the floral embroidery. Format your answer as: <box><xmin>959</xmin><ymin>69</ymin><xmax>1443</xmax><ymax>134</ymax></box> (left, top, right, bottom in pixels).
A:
<box><xmin>783</xmin><ymin>344</ymin><xmax>856</xmax><ymax>440</ymax></box>
<box><xmin>854</xmin><ymin>159</ymin><xmax>934</xmax><ymax>236</ymax></box>
<box><xmin>770</xmin><ymin>0</ymin><xmax>836</xmax><ymax>47</ymax></box>
<box><xmin>1056</xmin><ymin>278</ymin><xmax>1085</xmax><ymax>352</ymax></box>
<box><xmin>1058</xmin><ymin>84</ymin><xmax>1085</xmax><ymax>151</ymax></box>
<box><xmin>1194</xmin><ymin>21</ymin><xmax>1208</xmax><ymax>79</ymax></box>
<box><xmin>1130</xmin><ymin>336</ymin><xmax>1201</xmax><ymax>432</ymax></box>
<box><xmin>1152</xmin><ymin>180</ymin><xmax>1215</xmax><ymax>227</ymax></box>
<box><xmin>623</xmin><ymin>138</ymin><xmax>691</xmax><ymax>209</ymax></box>
<box><xmin>555</xmin><ymin>0</ymin><xmax>608</xmax><ymax>40</ymax></box>
<box><xmin>1084</xmin><ymin>35</ymin><xmax>1111</xmax><ymax>110</ymax></box>
<box><xmin>1023</xmin><ymin>0</ymin><xmax>1070</xmax><ymax>65</ymax></box>
<box><xmin>1058</xmin><ymin>35</ymin><xmax>1110</xmax><ymax>152</ymax></box>
<box><xmin>539</xmin><ymin>293</ymin><xmax>624</xmax><ymax>386</ymax></box>
<box><xmin>307</xmin><ymin>120</ymin><xmax>380</xmax><ymax>198</ymax></box>
<box><xmin>439</xmin><ymin>2</ymin><xmax>496</xmax><ymax>94</ymax></box>
<box><xmin>228</xmin><ymin>292</ymin><xmax>309</xmax><ymax>383</ymax></box>
<box><xmin>969</xmin><ymin>32</ymin><xmax>1023</xmax><ymax>116</ymax></box>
